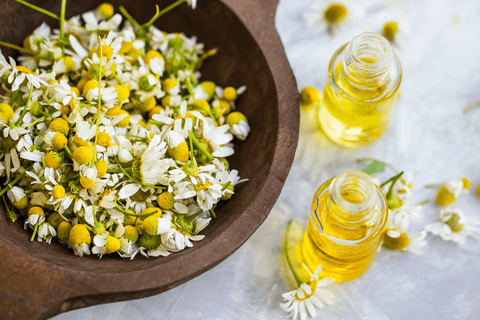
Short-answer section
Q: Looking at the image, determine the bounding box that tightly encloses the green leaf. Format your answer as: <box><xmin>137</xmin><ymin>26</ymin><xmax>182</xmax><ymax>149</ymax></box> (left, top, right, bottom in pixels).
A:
<box><xmin>362</xmin><ymin>160</ymin><xmax>386</xmax><ymax>175</ymax></box>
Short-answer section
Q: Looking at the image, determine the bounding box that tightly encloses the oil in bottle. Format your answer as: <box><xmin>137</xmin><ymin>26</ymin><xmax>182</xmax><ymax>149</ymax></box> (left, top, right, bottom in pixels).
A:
<box><xmin>317</xmin><ymin>32</ymin><xmax>402</xmax><ymax>148</ymax></box>
<box><xmin>300</xmin><ymin>170</ymin><xmax>387</xmax><ymax>282</ymax></box>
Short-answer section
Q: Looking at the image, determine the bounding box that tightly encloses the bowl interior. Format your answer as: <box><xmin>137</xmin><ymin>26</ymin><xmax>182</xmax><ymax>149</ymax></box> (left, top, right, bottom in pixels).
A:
<box><xmin>0</xmin><ymin>0</ymin><xmax>278</xmax><ymax>273</ymax></box>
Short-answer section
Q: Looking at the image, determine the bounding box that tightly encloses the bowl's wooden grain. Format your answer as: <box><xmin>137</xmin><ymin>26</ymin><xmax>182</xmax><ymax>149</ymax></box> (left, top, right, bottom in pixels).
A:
<box><xmin>0</xmin><ymin>0</ymin><xmax>299</xmax><ymax>319</ymax></box>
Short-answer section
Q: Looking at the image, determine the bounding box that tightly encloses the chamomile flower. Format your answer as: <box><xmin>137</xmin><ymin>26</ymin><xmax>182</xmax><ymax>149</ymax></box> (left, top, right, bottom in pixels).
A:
<box><xmin>435</xmin><ymin>177</ymin><xmax>470</xmax><ymax>206</ymax></box>
<box><xmin>280</xmin><ymin>265</ymin><xmax>335</xmax><ymax>320</ymax></box>
<box><xmin>69</xmin><ymin>223</ymin><xmax>92</xmax><ymax>257</ymax></box>
<box><xmin>5</xmin><ymin>57</ymin><xmax>47</xmax><ymax>91</ymax></box>
<box><xmin>304</xmin><ymin>0</ymin><xmax>364</xmax><ymax>36</ymax></box>
<box><xmin>83</xmin><ymin>10</ymin><xmax>122</xmax><ymax>32</ymax></box>
<box><xmin>425</xmin><ymin>207</ymin><xmax>480</xmax><ymax>244</ymax></box>
<box><xmin>226</xmin><ymin>111</ymin><xmax>250</xmax><ymax>141</ymax></box>
<box><xmin>92</xmin><ymin>231</ymin><xmax>131</xmax><ymax>258</ymax></box>
<box><xmin>382</xmin><ymin>229</ymin><xmax>427</xmax><ymax>255</ymax></box>
<box><xmin>37</xmin><ymin>222</ymin><xmax>57</xmax><ymax>244</ymax></box>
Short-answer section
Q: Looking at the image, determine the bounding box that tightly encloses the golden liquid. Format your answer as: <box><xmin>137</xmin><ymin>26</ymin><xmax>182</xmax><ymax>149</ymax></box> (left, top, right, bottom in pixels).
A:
<box><xmin>318</xmin><ymin>58</ymin><xmax>400</xmax><ymax>148</ymax></box>
<box><xmin>300</xmin><ymin>187</ymin><xmax>385</xmax><ymax>282</ymax></box>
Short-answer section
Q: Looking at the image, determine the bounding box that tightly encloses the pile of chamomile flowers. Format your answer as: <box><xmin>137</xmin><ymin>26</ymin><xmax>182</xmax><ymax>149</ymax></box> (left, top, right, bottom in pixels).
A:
<box><xmin>0</xmin><ymin>1</ymin><xmax>250</xmax><ymax>259</ymax></box>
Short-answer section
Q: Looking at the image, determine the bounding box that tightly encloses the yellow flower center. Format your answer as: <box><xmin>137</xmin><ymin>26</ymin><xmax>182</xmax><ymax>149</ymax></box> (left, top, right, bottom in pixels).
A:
<box><xmin>461</xmin><ymin>177</ymin><xmax>471</xmax><ymax>189</ymax></box>
<box><xmin>383</xmin><ymin>22</ymin><xmax>398</xmax><ymax>41</ymax></box>
<box><xmin>73</xmin><ymin>146</ymin><xmax>93</xmax><ymax>165</ymax></box>
<box><xmin>28</xmin><ymin>206</ymin><xmax>44</xmax><ymax>217</ymax></box>
<box><xmin>47</xmin><ymin>212</ymin><xmax>63</xmax><ymax>229</ymax></box>
<box><xmin>52</xmin><ymin>185</ymin><xmax>66</xmax><ymax>199</ymax></box>
<box><xmin>52</xmin><ymin>132</ymin><xmax>68</xmax><ymax>150</ymax></box>
<box><xmin>144</xmin><ymin>50</ymin><xmax>163</xmax><ymax>65</ymax></box>
<box><xmin>220</xmin><ymin>184</ymin><xmax>234</xmax><ymax>201</ymax></box>
<box><xmin>119</xmin><ymin>41</ymin><xmax>133</xmax><ymax>55</ymax></box>
<box><xmin>45</xmin><ymin>151</ymin><xmax>62</xmax><ymax>169</ymax></box>
<box><xmin>436</xmin><ymin>185</ymin><xmax>456</xmax><ymax>206</ymax></box>
<box><xmin>222</xmin><ymin>87</ymin><xmax>237</xmax><ymax>102</ymax></box>
<box><xmin>124</xmin><ymin>225</ymin><xmax>139</xmax><ymax>242</ymax></box>
<box><xmin>114</xmin><ymin>84</ymin><xmax>130</xmax><ymax>105</ymax></box>
<box><xmin>97</xmin><ymin>45</ymin><xmax>113</xmax><ymax>60</ymax></box>
<box><xmin>80</xmin><ymin>176</ymin><xmax>96</xmax><ymax>189</ymax></box>
<box><xmin>96</xmin><ymin>160</ymin><xmax>108</xmax><ymax>178</ymax></box>
<box><xmin>197</xmin><ymin>182</ymin><xmax>213</xmax><ymax>192</ymax></box>
<box><xmin>324</xmin><ymin>4</ymin><xmax>347</xmax><ymax>24</ymax></box>
<box><xmin>83</xmin><ymin>79</ymin><xmax>99</xmax><ymax>97</ymax></box>
<box><xmin>157</xmin><ymin>192</ymin><xmax>175</xmax><ymax>210</ymax></box>
<box><xmin>115</xmin><ymin>110</ymin><xmax>130</xmax><ymax>127</ymax></box>
<box><xmin>69</xmin><ymin>224</ymin><xmax>92</xmax><ymax>246</ymax></box>
<box><xmin>226</xmin><ymin>111</ymin><xmax>247</xmax><ymax>127</ymax></box>
<box><xmin>162</xmin><ymin>78</ymin><xmax>178</xmax><ymax>93</ymax></box>
<box><xmin>57</xmin><ymin>221</ymin><xmax>73</xmax><ymax>240</ymax></box>
<box><xmin>168</xmin><ymin>141</ymin><xmax>189</xmax><ymax>162</ymax></box>
<box><xmin>300</xmin><ymin>87</ymin><xmax>320</xmax><ymax>106</ymax></box>
<box><xmin>383</xmin><ymin>231</ymin><xmax>410</xmax><ymax>250</ymax></box>
<box><xmin>200</xmin><ymin>81</ymin><xmax>216</xmax><ymax>100</ymax></box>
<box><xmin>98</xmin><ymin>3</ymin><xmax>115</xmax><ymax>19</ymax></box>
<box><xmin>295</xmin><ymin>280</ymin><xmax>317</xmax><ymax>301</ymax></box>
<box><xmin>194</xmin><ymin>99</ymin><xmax>211</xmax><ymax>112</ymax></box>
<box><xmin>49</xmin><ymin>118</ymin><xmax>70</xmax><ymax>136</ymax></box>
<box><xmin>142</xmin><ymin>215</ymin><xmax>160</xmax><ymax>235</ymax></box>
<box><xmin>0</xmin><ymin>103</ymin><xmax>14</xmax><ymax>123</ymax></box>
<box><xmin>16</xmin><ymin>65</ymin><xmax>32</xmax><ymax>74</ymax></box>
<box><xmin>104</xmin><ymin>236</ymin><xmax>121</xmax><ymax>254</ymax></box>
<box><xmin>138</xmin><ymin>96</ymin><xmax>156</xmax><ymax>112</ymax></box>
<box><xmin>12</xmin><ymin>196</ymin><xmax>28</xmax><ymax>209</ymax></box>
<box><xmin>97</xmin><ymin>132</ymin><xmax>112</xmax><ymax>147</ymax></box>
<box><xmin>64</xmin><ymin>56</ymin><xmax>75</xmax><ymax>72</ymax></box>
<box><xmin>445</xmin><ymin>213</ymin><xmax>465</xmax><ymax>232</ymax></box>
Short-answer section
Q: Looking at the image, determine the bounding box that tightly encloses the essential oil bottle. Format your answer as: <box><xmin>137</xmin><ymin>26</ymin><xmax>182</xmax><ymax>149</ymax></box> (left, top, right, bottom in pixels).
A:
<box><xmin>317</xmin><ymin>32</ymin><xmax>402</xmax><ymax>147</ymax></box>
<box><xmin>301</xmin><ymin>170</ymin><xmax>388</xmax><ymax>282</ymax></box>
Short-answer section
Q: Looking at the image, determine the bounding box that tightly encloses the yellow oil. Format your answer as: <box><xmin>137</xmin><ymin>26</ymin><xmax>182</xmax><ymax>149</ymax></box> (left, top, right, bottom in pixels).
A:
<box><xmin>318</xmin><ymin>57</ymin><xmax>401</xmax><ymax>147</ymax></box>
<box><xmin>300</xmin><ymin>180</ymin><xmax>386</xmax><ymax>282</ymax></box>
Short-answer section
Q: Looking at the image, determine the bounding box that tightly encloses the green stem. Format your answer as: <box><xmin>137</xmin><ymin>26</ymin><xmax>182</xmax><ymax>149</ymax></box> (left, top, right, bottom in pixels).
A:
<box><xmin>209</xmin><ymin>208</ymin><xmax>216</xmax><ymax>218</ymax></box>
<box><xmin>379</xmin><ymin>171</ymin><xmax>403</xmax><ymax>188</ymax></box>
<box><xmin>464</xmin><ymin>101</ymin><xmax>480</xmax><ymax>113</ymax></box>
<box><xmin>425</xmin><ymin>183</ymin><xmax>443</xmax><ymax>188</ymax></box>
<box><xmin>91</xmin><ymin>39</ymin><xmax>103</xmax><ymax>169</ymax></box>
<box><xmin>114</xmin><ymin>157</ymin><xmax>164</xmax><ymax>189</ymax></box>
<box><xmin>189</xmin><ymin>131</ymin><xmax>213</xmax><ymax>161</ymax></box>
<box><xmin>63</xmin><ymin>145</ymin><xmax>73</xmax><ymax>159</ymax></box>
<box><xmin>185</xmin><ymin>209</ymin><xmax>204</xmax><ymax>223</ymax></box>
<box><xmin>26</xmin><ymin>115</ymin><xmax>46</xmax><ymax>128</ymax></box>
<box><xmin>114</xmin><ymin>205</ymin><xmax>158</xmax><ymax>218</ymax></box>
<box><xmin>416</xmin><ymin>199</ymin><xmax>429</xmax><ymax>206</ymax></box>
<box><xmin>41</xmin><ymin>157</ymin><xmax>47</xmax><ymax>169</ymax></box>
<box><xmin>143</xmin><ymin>5</ymin><xmax>160</xmax><ymax>28</ymax></box>
<box><xmin>383</xmin><ymin>171</ymin><xmax>404</xmax><ymax>199</ymax></box>
<box><xmin>59</xmin><ymin>0</ymin><xmax>67</xmax><ymax>56</ymax></box>
<box><xmin>144</xmin><ymin>0</ymin><xmax>186</xmax><ymax>28</ymax></box>
<box><xmin>221</xmin><ymin>181</ymin><xmax>231</xmax><ymax>192</ymax></box>
<box><xmin>148</xmin><ymin>119</ymin><xmax>166</xmax><ymax>127</ymax></box>
<box><xmin>0</xmin><ymin>41</ymin><xmax>33</xmax><ymax>54</ymax></box>
<box><xmin>16</xmin><ymin>84</ymin><xmax>34</xmax><ymax>126</ymax></box>
<box><xmin>184</xmin><ymin>73</ymin><xmax>195</xmax><ymax>97</ymax></box>
<box><xmin>188</xmin><ymin>104</ymin><xmax>217</xmax><ymax>126</ymax></box>
<box><xmin>15</xmin><ymin>0</ymin><xmax>60</xmax><ymax>20</ymax></box>
<box><xmin>30</xmin><ymin>221</ymin><xmax>39</xmax><ymax>241</ymax></box>
<box><xmin>113</xmin><ymin>73</ymin><xmax>124</xmax><ymax>85</ymax></box>
<box><xmin>39</xmin><ymin>110</ymin><xmax>54</xmax><ymax>119</ymax></box>
<box><xmin>0</xmin><ymin>171</ymin><xmax>26</xmax><ymax>197</ymax></box>
<box><xmin>284</xmin><ymin>220</ymin><xmax>302</xmax><ymax>286</ymax></box>
<box><xmin>119</xmin><ymin>6</ymin><xmax>143</xmax><ymax>29</ymax></box>
<box><xmin>121</xmin><ymin>134</ymin><xmax>148</xmax><ymax>142</ymax></box>
<box><xmin>195</xmin><ymin>48</ymin><xmax>218</xmax><ymax>70</ymax></box>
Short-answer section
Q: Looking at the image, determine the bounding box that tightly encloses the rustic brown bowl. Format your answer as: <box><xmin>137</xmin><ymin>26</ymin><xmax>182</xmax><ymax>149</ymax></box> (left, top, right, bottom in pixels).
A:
<box><xmin>0</xmin><ymin>0</ymin><xmax>299</xmax><ymax>319</ymax></box>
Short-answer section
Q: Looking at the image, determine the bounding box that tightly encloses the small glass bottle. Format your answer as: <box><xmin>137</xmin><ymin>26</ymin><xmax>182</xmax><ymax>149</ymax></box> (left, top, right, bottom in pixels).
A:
<box><xmin>300</xmin><ymin>170</ymin><xmax>388</xmax><ymax>282</ymax></box>
<box><xmin>317</xmin><ymin>32</ymin><xmax>402</xmax><ymax>147</ymax></box>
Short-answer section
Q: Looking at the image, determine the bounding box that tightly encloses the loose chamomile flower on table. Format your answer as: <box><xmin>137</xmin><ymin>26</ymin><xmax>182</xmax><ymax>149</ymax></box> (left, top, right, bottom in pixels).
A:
<box><xmin>424</xmin><ymin>207</ymin><xmax>480</xmax><ymax>244</ymax></box>
<box><xmin>432</xmin><ymin>177</ymin><xmax>470</xmax><ymax>206</ymax></box>
<box><xmin>280</xmin><ymin>265</ymin><xmax>335</xmax><ymax>320</ymax></box>
<box><xmin>382</xmin><ymin>229</ymin><xmax>427</xmax><ymax>255</ymax></box>
<box><xmin>299</xmin><ymin>87</ymin><xmax>320</xmax><ymax>108</ymax></box>
<box><xmin>304</xmin><ymin>0</ymin><xmax>364</xmax><ymax>36</ymax></box>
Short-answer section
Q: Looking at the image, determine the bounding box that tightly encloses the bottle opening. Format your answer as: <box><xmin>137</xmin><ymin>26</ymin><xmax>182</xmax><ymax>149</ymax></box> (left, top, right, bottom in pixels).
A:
<box><xmin>343</xmin><ymin>32</ymin><xmax>393</xmax><ymax>84</ymax></box>
<box><xmin>330</xmin><ymin>170</ymin><xmax>376</xmax><ymax>220</ymax></box>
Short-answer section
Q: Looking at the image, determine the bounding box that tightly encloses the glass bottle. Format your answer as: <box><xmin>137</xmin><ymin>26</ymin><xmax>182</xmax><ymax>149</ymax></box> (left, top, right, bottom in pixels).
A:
<box><xmin>300</xmin><ymin>170</ymin><xmax>388</xmax><ymax>282</ymax></box>
<box><xmin>317</xmin><ymin>32</ymin><xmax>402</xmax><ymax>147</ymax></box>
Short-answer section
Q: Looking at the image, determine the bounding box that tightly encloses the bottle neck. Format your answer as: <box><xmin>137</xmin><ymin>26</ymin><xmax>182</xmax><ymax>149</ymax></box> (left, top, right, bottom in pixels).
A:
<box><xmin>342</xmin><ymin>32</ymin><xmax>393</xmax><ymax>88</ymax></box>
<box><xmin>327</xmin><ymin>170</ymin><xmax>377</xmax><ymax>224</ymax></box>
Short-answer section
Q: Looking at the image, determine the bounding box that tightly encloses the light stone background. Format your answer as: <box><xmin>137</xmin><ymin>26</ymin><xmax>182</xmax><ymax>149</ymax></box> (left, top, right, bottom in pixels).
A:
<box><xmin>54</xmin><ymin>0</ymin><xmax>480</xmax><ymax>319</ymax></box>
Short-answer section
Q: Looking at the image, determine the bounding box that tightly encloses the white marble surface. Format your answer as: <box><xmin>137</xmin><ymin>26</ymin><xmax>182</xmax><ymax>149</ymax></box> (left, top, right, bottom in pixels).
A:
<box><xmin>55</xmin><ymin>0</ymin><xmax>480</xmax><ymax>319</ymax></box>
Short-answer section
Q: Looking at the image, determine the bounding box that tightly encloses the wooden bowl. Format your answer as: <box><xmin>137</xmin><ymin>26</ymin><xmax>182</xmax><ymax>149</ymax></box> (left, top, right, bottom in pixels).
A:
<box><xmin>0</xmin><ymin>0</ymin><xmax>299</xmax><ymax>319</ymax></box>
